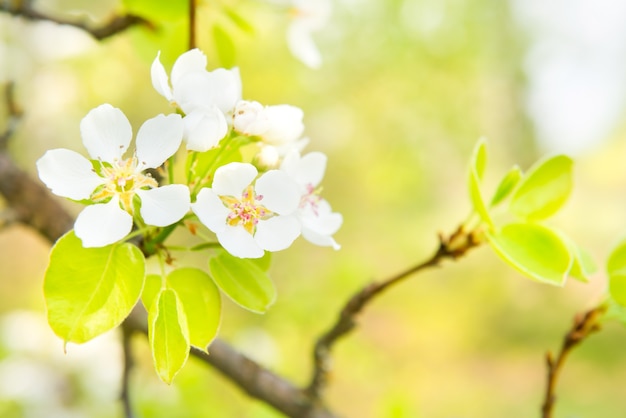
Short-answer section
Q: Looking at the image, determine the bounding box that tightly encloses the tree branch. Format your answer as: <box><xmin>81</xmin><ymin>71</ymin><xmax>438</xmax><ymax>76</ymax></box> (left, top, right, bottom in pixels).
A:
<box><xmin>0</xmin><ymin>84</ymin><xmax>337</xmax><ymax>418</ymax></box>
<box><xmin>122</xmin><ymin>306</ymin><xmax>337</xmax><ymax>418</ymax></box>
<box><xmin>1</xmin><ymin>1</ymin><xmax>152</xmax><ymax>40</ymax></box>
<box><xmin>541</xmin><ymin>305</ymin><xmax>606</xmax><ymax>418</ymax></box>
<box><xmin>306</xmin><ymin>226</ymin><xmax>483</xmax><ymax>400</ymax></box>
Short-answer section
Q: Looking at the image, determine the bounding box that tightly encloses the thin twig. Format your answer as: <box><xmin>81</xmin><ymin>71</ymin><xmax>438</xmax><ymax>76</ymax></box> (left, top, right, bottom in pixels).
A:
<box><xmin>120</xmin><ymin>325</ymin><xmax>136</xmax><ymax>418</ymax></box>
<box><xmin>1</xmin><ymin>2</ymin><xmax>152</xmax><ymax>40</ymax></box>
<box><xmin>188</xmin><ymin>0</ymin><xmax>197</xmax><ymax>50</ymax></box>
<box><xmin>541</xmin><ymin>305</ymin><xmax>606</xmax><ymax>418</ymax></box>
<box><xmin>306</xmin><ymin>225</ymin><xmax>483</xmax><ymax>399</ymax></box>
<box><xmin>0</xmin><ymin>82</ymin><xmax>22</xmax><ymax>150</ymax></box>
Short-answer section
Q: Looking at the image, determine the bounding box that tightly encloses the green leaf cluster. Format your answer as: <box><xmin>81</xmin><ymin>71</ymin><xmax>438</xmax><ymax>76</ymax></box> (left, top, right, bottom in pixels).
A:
<box><xmin>467</xmin><ymin>139</ymin><xmax>594</xmax><ymax>286</ymax></box>
<box><xmin>44</xmin><ymin>231</ymin><xmax>275</xmax><ymax>383</ymax></box>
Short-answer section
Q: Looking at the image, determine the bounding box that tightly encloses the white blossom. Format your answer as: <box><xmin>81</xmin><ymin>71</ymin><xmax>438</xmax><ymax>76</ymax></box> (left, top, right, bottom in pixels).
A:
<box><xmin>37</xmin><ymin>104</ymin><xmax>190</xmax><ymax>247</ymax></box>
<box><xmin>233</xmin><ymin>100</ymin><xmax>304</xmax><ymax>146</ymax></box>
<box><xmin>151</xmin><ymin>49</ymin><xmax>242</xmax><ymax>151</ymax></box>
<box><xmin>287</xmin><ymin>0</ymin><xmax>332</xmax><ymax>68</ymax></box>
<box><xmin>191</xmin><ymin>162</ymin><xmax>301</xmax><ymax>258</ymax></box>
<box><xmin>281</xmin><ymin>150</ymin><xmax>342</xmax><ymax>249</ymax></box>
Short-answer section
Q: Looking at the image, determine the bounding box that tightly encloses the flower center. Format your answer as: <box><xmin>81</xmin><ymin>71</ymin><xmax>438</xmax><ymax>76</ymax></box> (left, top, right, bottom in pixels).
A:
<box><xmin>91</xmin><ymin>157</ymin><xmax>158</xmax><ymax>212</ymax></box>
<box><xmin>300</xmin><ymin>183</ymin><xmax>322</xmax><ymax>216</ymax></box>
<box><xmin>221</xmin><ymin>185</ymin><xmax>273</xmax><ymax>234</ymax></box>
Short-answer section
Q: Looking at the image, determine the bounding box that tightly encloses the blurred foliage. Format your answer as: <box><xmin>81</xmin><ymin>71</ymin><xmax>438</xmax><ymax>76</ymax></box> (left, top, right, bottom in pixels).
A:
<box><xmin>2</xmin><ymin>0</ymin><xmax>626</xmax><ymax>417</ymax></box>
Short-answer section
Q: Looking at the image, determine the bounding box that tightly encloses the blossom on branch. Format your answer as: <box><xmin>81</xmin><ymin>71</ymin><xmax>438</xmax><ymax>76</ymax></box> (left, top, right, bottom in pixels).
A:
<box><xmin>151</xmin><ymin>49</ymin><xmax>242</xmax><ymax>151</ymax></box>
<box><xmin>233</xmin><ymin>100</ymin><xmax>305</xmax><ymax>146</ymax></box>
<box><xmin>287</xmin><ymin>0</ymin><xmax>332</xmax><ymax>68</ymax></box>
<box><xmin>36</xmin><ymin>104</ymin><xmax>190</xmax><ymax>247</ymax></box>
<box><xmin>191</xmin><ymin>162</ymin><xmax>301</xmax><ymax>258</ymax></box>
<box><xmin>281</xmin><ymin>150</ymin><xmax>342</xmax><ymax>249</ymax></box>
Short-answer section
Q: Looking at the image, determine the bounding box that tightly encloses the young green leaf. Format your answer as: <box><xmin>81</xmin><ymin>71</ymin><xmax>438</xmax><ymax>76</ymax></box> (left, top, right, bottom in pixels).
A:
<box><xmin>489</xmin><ymin>165</ymin><xmax>522</xmax><ymax>207</ymax></box>
<box><xmin>44</xmin><ymin>231</ymin><xmax>145</xmax><ymax>344</ymax></box>
<box><xmin>468</xmin><ymin>169</ymin><xmax>494</xmax><ymax>227</ymax></box>
<box><xmin>148</xmin><ymin>289</ymin><xmax>189</xmax><ymax>384</ymax></box>
<box><xmin>141</xmin><ymin>274</ymin><xmax>162</xmax><ymax>311</ymax></box>
<box><xmin>224</xmin><ymin>6</ymin><xmax>255</xmax><ymax>34</ymax></box>
<box><xmin>167</xmin><ymin>268</ymin><xmax>221</xmax><ymax>351</ymax></box>
<box><xmin>607</xmin><ymin>237</ymin><xmax>626</xmax><ymax>306</ymax></box>
<box><xmin>471</xmin><ymin>138</ymin><xmax>488</xmax><ymax>180</ymax></box>
<box><xmin>565</xmin><ymin>240</ymin><xmax>596</xmax><ymax>283</ymax></box>
<box><xmin>487</xmin><ymin>223</ymin><xmax>572</xmax><ymax>286</ymax></box>
<box><xmin>509</xmin><ymin>155</ymin><xmax>573</xmax><ymax>221</ymax></box>
<box><xmin>209</xmin><ymin>252</ymin><xmax>276</xmax><ymax>313</ymax></box>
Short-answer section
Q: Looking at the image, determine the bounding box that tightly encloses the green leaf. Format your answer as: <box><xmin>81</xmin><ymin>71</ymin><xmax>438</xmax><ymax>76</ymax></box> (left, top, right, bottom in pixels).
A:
<box><xmin>224</xmin><ymin>6</ymin><xmax>255</xmax><ymax>34</ymax></box>
<box><xmin>213</xmin><ymin>25</ymin><xmax>236</xmax><ymax>67</ymax></box>
<box><xmin>187</xmin><ymin>134</ymin><xmax>251</xmax><ymax>190</ymax></box>
<box><xmin>489</xmin><ymin>165</ymin><xmax>522</xmax><ymax>207</ymax></box>
<box><xmin>471</xmin><ymin>138</ymin><xmax>487</xmax><ymax>180</ymax></box>
<box><xmin>607</xmin><ymin>238</ymin><xmax>626</xmax><ymax>306</ymax></box>
<box><xmin>148</xmin><ymin>289</ymin><xmax>189</xmax><ymax>384</ymax></box>
<box><xmin>468</xmin><ymin>169</ymin><xmax>494</xmax><ymax>227</ymax></box>
<box><xmin>141</xmin><ymin>274</ymin><xmax>162</xmax><ymax>311</ymax></box>
<box><xmin>44</xmin><ymin>231</ymin><xmax>145</xmax><ymax>344</ymax></box>
<box><xmin>487</xmin><ymin>223</ymin><xmax>572</xmax><ymax>286</ymax></box>
<box><xmin>566</xmin><ymin>240</ymin><xmax>596</xmax><ymax>283</ymax></box>
<box><xmin>209</xmin><ymin>252</ymin><xmax>276</xmax><ymax>313</ymax></box>
<box><xmin>467</xmin><ymin>138</ymin><xmax>493</xmax><ymax>227</ymax></box>
<box><xmin>509</xmin><ymin>155</ymin><xmax>573</xmax><ymax>221</ymax></box>
<box><xmin>251</xmin><ymin>252</ymin><xmax>272</xmax><ymax>272</ymax></box>
<box><xmin>166</xmin><ymin>268</ymin><xmax>221</xmax><ymax>351</ymax></box>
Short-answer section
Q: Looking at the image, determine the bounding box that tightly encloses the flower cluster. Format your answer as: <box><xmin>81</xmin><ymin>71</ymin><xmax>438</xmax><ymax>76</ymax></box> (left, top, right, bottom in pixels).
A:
<box><xmin>37</xmin><ymin>49</ymin><xmax>341</xmax><ymax>258</ymax></box>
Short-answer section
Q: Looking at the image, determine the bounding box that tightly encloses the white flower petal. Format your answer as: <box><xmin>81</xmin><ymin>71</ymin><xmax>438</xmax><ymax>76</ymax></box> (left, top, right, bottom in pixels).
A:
<box><xmin>135</xmin><ymin>113</ymin><xmax>183</xmax><ymax>169</ymax></box>
<box><xmin>151</xmin><ymin>51</ymin><xmax>173</xmax><ymax>101</ymax></box>
<box><xmin>80</xmin><ymin>104</ymin><xmax>132</xmax><ymax>161</ymax></box>
<box><xmin>255</xmin><ymin>170</ymin><xmax>299</xmax><ymax>215</ymax></box>
<box><xmin>183</xmin><ymin>107</ymin><xmax>228</xmax><ymax>152</ymax></box>
<box><xmin>36</xmin><ymin>149</ymin><xmax>104</xmax><ymax>200</ymax></box>
<box><xmin>136</xmin><ymin>185</ymin><xmax>190</xmax><ymax>227</ymax></box>
<box><xmin>212</xmin><ymin>163</ymin><xmax>258</xmax><ymax>197</ymax></box>
<box><xmin>300</xmin><ymin>200</ymin><xmax>343</xmax><ymax>235</ymax></box>
<box><xmin>287</xmin><ymin>24</ymin><xmax>322</xmax><ymax>69</ymax></box>
<box><xmin>174</xmin><ymin>71</ymin><xmax>214</xmax><ymax>114</ymax></box>
<box><xmin>232</xmin><ymin>100</ymin><xmax>270</xmax><ymax>136</ymax></box>
<box><xmin>192</xmin><ymin>188</ymin><xmax>229</xmax><ymax>233</ymax></box>
<box><xmin>282</xmin><ymin>150</ymin><xmax>326</xmax><ymax>188</ymax></box>
<box><xmin>217</xmin><ymin>225</ymin><xmax>264</xmax><ymax>258</ymax></box>
<box><xmin>255</xmin><ymin>215</ymin><xmax>301</xmax><ymax>252</ymax></box>
<box><xmin>208</xmin><ymin>67</ymin><xmax>242</xmax><ymax>113</ymax></box>
<box><xmin>262</xmin><ymin>105</ymin><xmax>305</xmax><ymax>145</ymax></box>
<box><xmin>74</xmin><ymin>197</ymin><xmax>133</xmax><ymax>247</ymax></box>
<box><xmin>302</xmin><ymin>227</ymin><xmax>341</xmax><ymax>250</ymax></box>
<box><xmin>171</xmin><ymin>48</ymin><xmax>207</xmax><ymax>87</ymax></box>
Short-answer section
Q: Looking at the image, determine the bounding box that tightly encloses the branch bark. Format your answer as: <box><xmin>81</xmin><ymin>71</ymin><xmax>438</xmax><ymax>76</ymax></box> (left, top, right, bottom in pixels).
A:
<box><xmin>1</xmin><ymin>1</ymin><xmax>151</xmax><ymax>40</ymax></box>
<box><xmin>306</xmin><ymin>226</ymin><xmax>482</xmax><ymax>399</ymax></box>
<box><xmin>541</xmin><ymin>305</ymin><xmax>606</xmax><ymax>418</ymax></box>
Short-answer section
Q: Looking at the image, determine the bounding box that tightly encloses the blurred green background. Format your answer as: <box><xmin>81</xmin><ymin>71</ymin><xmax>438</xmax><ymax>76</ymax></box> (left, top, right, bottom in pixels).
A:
<box><xmin>2</xmin><ymin>0</ymin><xmax>626</xmax><ymax>417</ymax></box>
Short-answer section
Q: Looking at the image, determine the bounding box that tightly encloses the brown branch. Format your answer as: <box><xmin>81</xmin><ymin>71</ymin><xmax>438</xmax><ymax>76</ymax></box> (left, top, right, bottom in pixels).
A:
<box><xmin>541</xmin><ymin>305</ymin><xmax>606</xmax><ymax>418</ymax></box>
<box><xmin>122</xmin><ymin>306</ymin><xmax>337</xmax><ymax>418</ymax></box>
<box><xmin>188</xmin><ymin>0</ymin><xmax>197</xmax><ymax>50</ymax></box>
<box><xmin>1</xmin><ymin>1</ymin><xmax>152</xmax><ymax>40</ymax></box>
<box><xmin>306</xmin><ymin>225</ymin><xmax>483</xmax><ymax>400</ymax></box>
